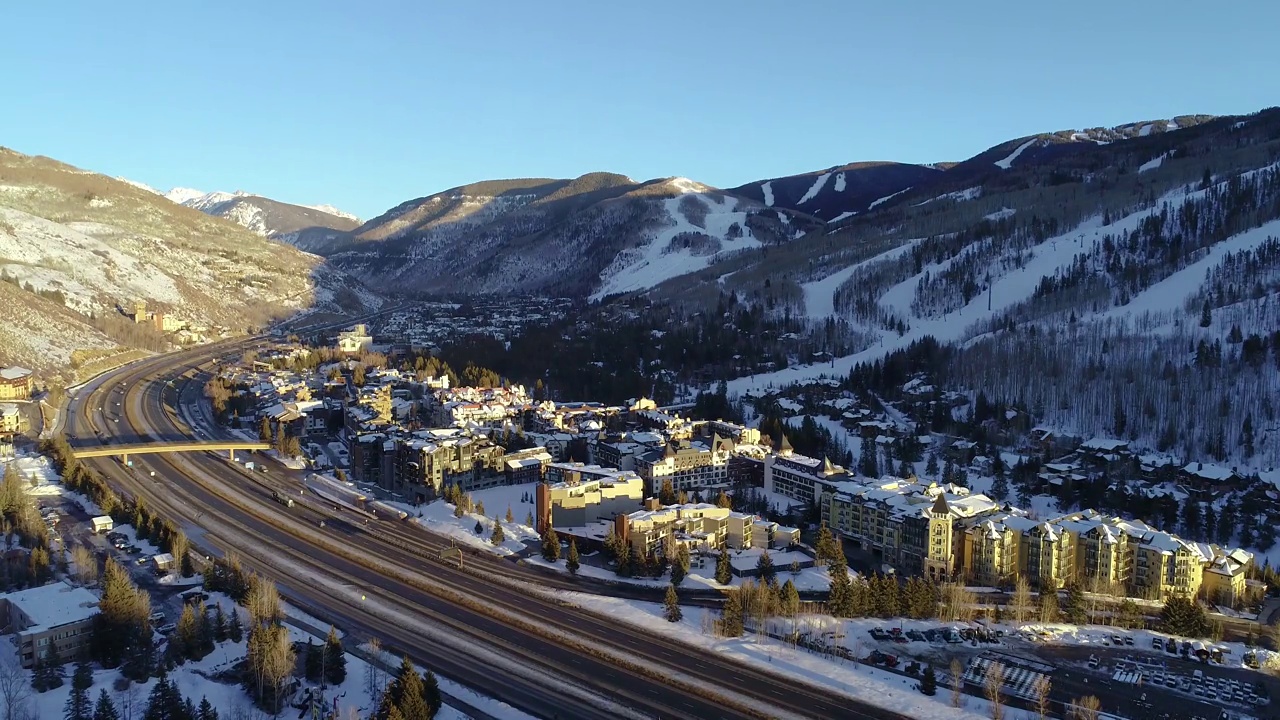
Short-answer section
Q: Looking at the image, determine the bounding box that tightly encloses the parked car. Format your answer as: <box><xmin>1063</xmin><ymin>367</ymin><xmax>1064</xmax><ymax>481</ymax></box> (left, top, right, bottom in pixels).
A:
<box><xmin>1152</xmin><ymin>637</ymin><xmax>1164</xmax><ymax>650</ymax></box>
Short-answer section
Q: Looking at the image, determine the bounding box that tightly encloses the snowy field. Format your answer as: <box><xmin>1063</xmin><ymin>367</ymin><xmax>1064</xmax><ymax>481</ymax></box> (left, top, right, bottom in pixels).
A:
<box><xmin>397</xmin><ymin>482</ymin><xmax>542</xmax><ymax>556</ymax></box>
<box><xmin>555</xmin><ymin>592</ymin><xmax>1018</xmax><ymax>720</ymax></box>
<box><xmin>528</xmin><ymin>546</ymin><xmax>833</xmax><ymax>592</ymax></box>
<box><xmin>800</xmin><ymin>241</ymin><xmax>919</xmax><ymax>320</ymax></box>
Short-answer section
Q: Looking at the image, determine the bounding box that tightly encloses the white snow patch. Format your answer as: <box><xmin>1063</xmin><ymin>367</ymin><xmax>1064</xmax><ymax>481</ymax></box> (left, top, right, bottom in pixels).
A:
<box><xmin>915</xmin><ymin>187</ymin><xmax>981</xmax><ymax>206</ymax></box>
<box><xmin>115</xmin><ymin>177</ymin><xmax>162</xmax><ymax>194</ymax></box>
<box><xmin>984</xmin><ymin>208</ymin><xmax>1015</xmax><ymax>221</ymax></box>
<box><xmin>833</xmin><ymin>172</ymin><xmax>846</xmax><ymax>193</ymax></box>
<box><xmin>591</xmin><ymin>192</ymin><xmax>762</xmax><ymax>300</ymax></box>
<box><xmin>305</xmin><ymin>204</ymin><xmax>359</xmax><ymax>221</ymax></box>
<box><xmin>827</xmin><ymin>211</ymin><xmax>856</xmax><ymax>224</ymax></box>
<box><xmin>761</xmin><ymin>181</ymin><xmax>775</xmax><ymax>207</ymax></box>
<box><xmin>1138</xmin><ymin>123</ymin><xmax>1154</xmax><ymax>137</ymax></box>
<box><xmin>801</xmin><ymin>241</ymin><xmax>920</xmax><ymax>319</ymax></box>
<box><xmin>868</xmin><ymin>186</ymin><xmax>912</xmax><ymax>210</ymax></box>
<box><xmin>1139</xmin><ymin>152</ymin><xmax>1168</xmax><ymax>173</ymax></box>
<box><xmin>1101</xmin><ymin>217</ymin><xmax>1280</xmax><ymax>322</ymax></box>
<box><xmin>994</xmin><ymin>139</ymin><xmax>1037</xmax><ymax>170</ymax></box>
<box><xmin>797</xmin><ymin>173</ymin><xmax>831</xmax><ymax>205</ymax></box>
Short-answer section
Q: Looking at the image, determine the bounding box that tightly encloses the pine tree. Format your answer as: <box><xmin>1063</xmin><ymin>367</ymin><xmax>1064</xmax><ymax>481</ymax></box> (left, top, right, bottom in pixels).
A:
<box><xmin>828</xmin><ymin>561</ymin><xmax>856</xmax><ymax>617</ymax></box>
<box><xmin>814</xmin><ymin>524</ymin><xmax>839</xmax><ymax>566</ymax></box>
<box><xmin>756</xmin><ymin>550</ymin><xmax>776</xmax><ymax>585</ymax></box>
<box><xmin>715</xmin><ymin>548</ymin><xmax>732</xmax><ymax>585</ymax></box>
<box><xmin>779</xmin><ymin>579</ymin><xmax>800</xmax><ymax>617</ymax></box>
<box><xmin>64</xmin><ymin>676</ymin><xmax>93</xmax><ymax>720</ymax></box>
<box><xmin>33</xmin><ymin>642</ymin><xmax>66</xmax><ymax>691</ymax></box>
<box><xmin>658</xmin><ymin>477</ymin><xmax>677</xmax><ymax>506</ymax></box>
<box><xmin>93</xmin><ymin>690</ymin><xmax>120</xmax><ymax>720</ymax></box>
<box><xmin>257</xmin><ymin>416</ymin><xmax>272</xmax><ymax>444</ymax></box>
<box><xmin>227</xmin><ymin>608</ymin><xmax>243</xmax><ymax>643</ymax></box>
<box><xmin>663</xmin><ymin>584</ymin><xmax>683</xmax><ymax>622</ymax></box>
<box><xmin>1200</xmin><ymin>299</ymin><xmax>1212</xmax><ymax>327</ymax></box>
<box><xmin>196</xmin><ymin>697</ymin><xmax>218</xmax><ymax>720</ymax></box>
<box><xmin>920</xmin><ymin>664</ymin><xmax>937</xmax><ymax>696</ymax></box>
<box><xmin>473</xmin><ymin>519</ymin><xmax>483</xmax><ymax>535</ymax></box>
<box><xmin>670</xmin><ymin>545</ymin><xmax>690</xmax><ymax>586</ymax></box>
<box><xmin>212</xmin><ymin>603</ymin><xmax>227</xmax><ymax>643</ymax></box>
<box><xmin>422</xmin><ymin>667</ymin><xmax>443</xmax><ymax>718</ymax></box>
<box><xmin>304</xmin><ymin>638</ymin><xmax>322</xmax><ymax>681</ymax></box>
<box><xmin>505</xmin><ymin>505</ymin><xmax>514</xmax><ymax>524</ymax></box>
<box><xmin>566</xmin><ymin>538</ymin><xmax>580</xmax><ymax>575</ymax></box>
<box><xmin>720</xmin><ymin>590</ymin><xmax>744</xmax><ymax>637</ymax></box>
<box><xmin>490</xmin><ymin>520</ymin><xmax>505</xmax><ymax>546</ymax></box>
<box><xmin>990</xmin><ymin>473</ymin><xmax>1009</xmax><ymax>502</ymax></box>
<box><xmin>72</xmin><ymin>658</ymin><xmax>93</xmax><ymax>691</ymax></box>
<box><xmin>540</xmin><ymin>525</ymin><xmax>561</xmax><ymax>562</ymax></box>
<box><xmin>324</xmin><ymin>625</ymin><xmax>347</xmax><ymax>686</ymax></box>
<box><xmin>1064</xmin><ymin>582</ymin><xmax>1087</xmax><ymax>625</ymax></box>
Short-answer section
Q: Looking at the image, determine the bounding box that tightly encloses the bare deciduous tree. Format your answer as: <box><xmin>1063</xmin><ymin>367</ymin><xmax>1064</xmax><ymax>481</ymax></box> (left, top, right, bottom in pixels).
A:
<box><xmin>1072</xmin><ymin>695</ymin><xmax>1101</xmax><ymax>720</ymax></box>
<box><xmin>0</xmin><ymin>649</ymin><xmax>32</xmax><ymax>720</ymax></box>
<box><xmin>1011</xmin><ymin>576</ymin><xmax>1032</xmax><ymax>624</ymax></box>
<box><xmin>984</xmin><ymin>662</ymin><xmax>1005</xmax><ymax>720</ymax></box>
<box><xmin>70</xmin><ymin>544</ymin><xmax>99</xmax><ymax>585</ymax></box>
<box><xmin>950</xmin><ymin>658</ymin><xmax>965</xmax><ymax>708</ymax></box>
<box><xmin>1033</xmin><ymin>675</ymin><xmax>1052</xmax><ymax>720</ymax></box>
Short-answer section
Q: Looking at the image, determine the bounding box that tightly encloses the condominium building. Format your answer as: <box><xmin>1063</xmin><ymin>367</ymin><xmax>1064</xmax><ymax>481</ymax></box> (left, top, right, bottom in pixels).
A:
<box><xmin>0</xmin><ymin>367</ymin><xmax>33</xmax><ymax>401</ymax></box>
<box><xmin>818</xmin><ymin>475</ymin><xmax>1250</xmax><ymax>602</ymax></box>
<box><xmin>0</xmin><ymin>582</ymin><xmax>99</xmax><ymax>667</ymax></box>
<box><xmin>764</xmin><ymin>441</ymin><xmax>851</xmax><ymax>506</ymax></box>
<box><xmin>616</xmin><ymin>499</ymin><xmax>796</xmax><ymax>558</ymax></box>
<box><xmin>634</xmin><ymin>436</ymin><xmax>733</xmax><ymax>495</ymax></box>
<box><xmin>536</xmin><ymin>466</ymin><xmax>645</xmax><ymax>534</ymax></box>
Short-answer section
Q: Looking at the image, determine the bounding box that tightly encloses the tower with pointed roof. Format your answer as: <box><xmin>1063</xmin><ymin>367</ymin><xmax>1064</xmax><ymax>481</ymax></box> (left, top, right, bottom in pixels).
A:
<box><xmin>924</xmin><ymin>491</ymin><xmax>954</xmax><ymax>580</ymax></box>
<box><xmin>778</xmin><ymin>433</ymin><xmax>794</xmax><ymax>457</ymax></box>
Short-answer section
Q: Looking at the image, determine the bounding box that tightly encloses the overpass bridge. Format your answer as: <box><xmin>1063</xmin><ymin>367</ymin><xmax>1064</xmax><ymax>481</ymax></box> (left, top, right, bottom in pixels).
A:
<box><xmin>72</xmin><ymin>441</ymin><xmax>270</xmax><ymax>464</ymax></box>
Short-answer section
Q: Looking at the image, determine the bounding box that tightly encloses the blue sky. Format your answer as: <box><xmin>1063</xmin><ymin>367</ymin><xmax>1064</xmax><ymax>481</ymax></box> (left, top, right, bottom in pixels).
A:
<box><xmin>2</xmin><ymin>1</ymin><xmax>1276</xmax><ymax>219</ymax></box>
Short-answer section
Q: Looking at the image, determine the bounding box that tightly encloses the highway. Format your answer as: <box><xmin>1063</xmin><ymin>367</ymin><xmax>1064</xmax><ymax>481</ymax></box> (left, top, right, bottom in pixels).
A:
<box><xmin>66</xmin><ymin>337</ymin><xmax>908</xmax><ymax>720</ymax></box>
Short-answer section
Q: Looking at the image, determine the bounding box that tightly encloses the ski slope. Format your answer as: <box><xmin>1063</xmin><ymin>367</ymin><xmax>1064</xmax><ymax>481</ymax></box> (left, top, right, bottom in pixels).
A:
<box><xmin>797</xmin><ymin>172</ymin><xmax>831</xmax><ymax>204</ymax></box>
<box><xmin>994</xmin><ymin>139</ymin><xmax>1037</xmax><ymax>169</ymax></box>
<box><xmin>801</xmin><ymin>241</ymin><xmax>919</xmax><ymax>319</ymax></box>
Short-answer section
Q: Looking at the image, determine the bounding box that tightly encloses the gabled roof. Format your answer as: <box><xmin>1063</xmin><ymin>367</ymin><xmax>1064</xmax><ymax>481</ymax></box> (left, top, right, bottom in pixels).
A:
<box><xmin>931</xmin><ymin>493</ymin><xmax>949</xmax><ymax>515</ymax></box>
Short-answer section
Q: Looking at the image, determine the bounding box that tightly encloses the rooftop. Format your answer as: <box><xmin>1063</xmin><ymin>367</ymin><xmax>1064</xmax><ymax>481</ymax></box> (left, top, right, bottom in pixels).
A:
<box><xmin>2</xmin><ymin>582</ymin><xmax>99</xmax><ymax>631</ymax></box>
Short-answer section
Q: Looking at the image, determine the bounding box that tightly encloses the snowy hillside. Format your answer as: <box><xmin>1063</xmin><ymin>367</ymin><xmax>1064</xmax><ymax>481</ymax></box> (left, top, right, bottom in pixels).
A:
<box><xmin>0</xmin><ymin>147</ymin><xmax>379</xmax><ymax>375</ymax></box>
<box><xmin>591</xmin><ymin>187</ymin><xmax>765</xmax><ymax>300</ymax></box>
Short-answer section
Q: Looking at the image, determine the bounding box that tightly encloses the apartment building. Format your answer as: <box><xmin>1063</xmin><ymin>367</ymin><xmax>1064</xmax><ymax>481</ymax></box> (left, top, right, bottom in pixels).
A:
<box><xmin>391</xmin><ymin>431</ymin><xmax>505</xmax><ymax>500</ymax></box>
<box><xmin>764</xmin><ymin>442</ymin><xmax>851</xmax><ymax>506</ymax></box>
<box><xmin>0</xmin><ymin>582</ymin><xmax>99</xmax><ymax>667</ymax></box>
<box><xmin>535</xmin><ymin>466</ymin><xmax>645</xmax><ymax>534</ymax></box>
<box><xmin>336</xmin><ymin>324</ymin><xmax>373</xmax><ymax>354</ymax></box>
<box><xmin>616</xmin><ymin>500</ymin><xmax>792</xmax><ymax>558</ymax></box>
<box><xmin>0</xmin><ymin>403</ymin><xmax>21</xmax><ymax>436</ymax></box>
<box><xmin>635</xmin><ymin>436</ymin><xmax>732</xmax><ymax>495</ymax></box>
<box><xmin>818</xmin><ymin>474</ymin><xmax>1249</xmax><ymax>602</ymax></box>
<box><xmin>0</xmin><ymin>367</ymin><xmax>33</xmax><ymax>401</ymax></box>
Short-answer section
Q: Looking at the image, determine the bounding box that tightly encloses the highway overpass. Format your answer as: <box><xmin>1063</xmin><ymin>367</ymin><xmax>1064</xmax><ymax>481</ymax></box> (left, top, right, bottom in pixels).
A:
<box><xmin>71</xmin><ymin>441</ymin><xmax>270</xmax><ymax>463</ymax></box>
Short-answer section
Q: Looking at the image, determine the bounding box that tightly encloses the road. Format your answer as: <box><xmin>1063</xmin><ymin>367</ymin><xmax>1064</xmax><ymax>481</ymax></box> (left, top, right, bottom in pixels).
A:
<box><xmin>66</xmin><ymin>337</ymin><xmax>907</xmax><ymax>720</ymax></box>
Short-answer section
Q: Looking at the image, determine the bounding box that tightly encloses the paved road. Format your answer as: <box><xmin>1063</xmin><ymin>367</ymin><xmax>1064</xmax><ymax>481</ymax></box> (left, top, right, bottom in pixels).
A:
<box><xmin>67</xmin><ymin>338</ymin><xmax>908</xmax><ymax>720</ymax></box>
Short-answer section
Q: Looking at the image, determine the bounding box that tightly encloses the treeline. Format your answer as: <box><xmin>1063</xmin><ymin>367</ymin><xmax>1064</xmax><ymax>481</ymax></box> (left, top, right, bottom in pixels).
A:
<box><xmin>0</xmin><ymin>462</ymin><xmax>55</xmax><ymax>590</ymax></box>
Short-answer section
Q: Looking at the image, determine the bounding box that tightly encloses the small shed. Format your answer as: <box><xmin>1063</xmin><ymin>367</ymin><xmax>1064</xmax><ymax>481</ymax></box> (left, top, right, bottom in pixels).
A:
<box><xmin>91</xmin><ymin>516</ymin><xmax>114</xmax><ymax>534</ymax></box>
<box><xmin>151</xmin><ymin>553</ymin><xmax>175</xmax><ymax>571</ymax></box>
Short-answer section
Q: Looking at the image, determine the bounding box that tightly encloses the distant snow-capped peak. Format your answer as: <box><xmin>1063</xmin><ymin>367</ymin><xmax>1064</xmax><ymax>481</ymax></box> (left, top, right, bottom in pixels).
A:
<box><xmin>304</xmin><ymin>204</ymin><xmax>359</xmax><ymax>222</ymax></box>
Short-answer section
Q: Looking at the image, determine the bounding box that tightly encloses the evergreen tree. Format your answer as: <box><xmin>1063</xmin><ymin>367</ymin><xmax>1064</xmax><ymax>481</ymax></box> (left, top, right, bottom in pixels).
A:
<box><xmin>1160</xmin><ymin>596</ymin><xmax>1210</xmax><ymax>637</ymax></box>
<box><xmin>658</xmin><ymin>477</ymin><xmax>677</xmax><ymax>506</ymax></box>
<box><xmin>490</xmin><ymin>520</ymin><xmax>505</xmax><ymax>546</ymax></box>
<box><xmin>227</xmin><ymin>608</ymin><xmax>243</xmax><ymax>643</ymax></box>
<box><xmin>257</xmin><ymin>416</ymin><xmax>272</xmax><ymax>444</ymax></box>
<box><xmin>473</xmin><ymin>519</ymin><xmax>483</xmax><ymax>534</ymax></box>
<box><xmin>540</xmin><ymin>525</ymin><xmax>561</xmax><ymax>562</ymax></box>
<box><xmin>756</xmin><ymin>550</ymin><xmax>776</xmax><ymax>585</ymax></box>
<box><xmin>715</xmin><ymin>548</ymin><xmax>732</xmax><ymax>585</ymax></box>
<box><xmin>828</xmin><ymin>561</ymin><xmax>856</xmax><ymax>617</ymax></box>
<box><xmin>663</xmin><ymin>584</ymin><xmax>683</xmax><ymax>622</ymax></box>
<box><xmin>92</xmin><ymin>558</ymin><xmax>150</xmax><ymax>668</ymax></box>
<box><xmin>93</xmin><ymin>690</ymin><xmax>120</xmax><ymax>720</ymax></box>
<box><xmin>212</xmin><ymin>603</ymin><xmax>227</xmax><ymax>643</ymax></box>
<box><xmin>566</xmin><ymin>538</ymin><xmax>580</xmax><ymax>575</ymax></box>
<box><xmin>304</xmin><ymin>638</ymin><xmax>322</xmax><ymax>682</ymax></box>
<box><xmin>324</xmin><ymin>625</ymin><xmax>347</xmax><ymax>686</ymax></box>
<box><xmin>720</xmin><ymin>590</ymin><xmax>744</xmax><ymax>637</ymax></box>
<box><xmin>990</xmin><ymin>473</ymin><xmax>1009</xmax><ymax>502</ymax></box>
<box><xmin>195</xmin><ymin>698</ymin><xmax>218</xmax><ymax>720</ymax></box>
<box><xmin>670</xmin><ymin>545</ymin><xmax>691</xmax><ymax>586</ymax></box>
<box><xmin>422</xmin><ymin>667</ymin><xmax>443</xmax><ymax>718</ymax></box>
<box><xmin>920</xmin><ymin>664</ymin><xmax>937</xmax><ymax>696</ymax></box>
<box><xmin>925</xmin><ymin>452</ymin><xmax>939</xmax><ymax>479</ymax></box>
<box><xmin>779</xmin><ymin>579</ymin><xmax>800</xmax><ymax>617</ymax></box>
<box><xmin>72</xmin><ymin>658</ymin><xmax>93</xmax><ymax>691</ymax></box>
<box><xmin>1064</xmin><ymin>582</ymin><xmax>1087</xmax><ymax>625</ymax></box>
<box><xmin>33</xmin><ymin>642</ymin><xmax>66</xmax><ymax>692</ymax></box>
<box><xmin>1200</xmin><ymin>299</ymin><xmax>1212</xmax><ymax>328</ymax></box>
<box><xmin>64</xmin><ymin>677</ymin><xmax>92</xmax><ymax>720</ymax></box>
<box><xmin>814</xmin><ymin>524</ymin><xmax>840</xmax><ymax>566</ymax></box>
<box><xmin>859</xmin><ymin>436</ymin><xmax>878</xmax><ymax>477</ymax></box>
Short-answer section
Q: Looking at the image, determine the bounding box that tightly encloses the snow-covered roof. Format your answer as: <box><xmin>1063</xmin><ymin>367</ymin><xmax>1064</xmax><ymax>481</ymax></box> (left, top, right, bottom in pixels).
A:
<box><xmin>1081</xmin><ymin>438</ymin><xmax>1128</xmax><ymax>451</ymax></box>
<box><xmin>1181</xmin><ymin>463</ymin><xmax>1236</xmax><ymax>481</ymax></box>
<box><xmin>2</xmin><ymin>582</ymin><xmax>99</xmax><ymax>631</ymax></box>
<box><xmin>0</xmin><ymin>367</ymin><xmax>31</xmax><ymax>380</ymax></box>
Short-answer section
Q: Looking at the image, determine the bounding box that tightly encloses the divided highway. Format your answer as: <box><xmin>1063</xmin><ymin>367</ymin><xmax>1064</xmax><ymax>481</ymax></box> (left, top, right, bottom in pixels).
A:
<box><xmin>66</xmin><ymin>339</ymin><xmax>906</xmax><ymax>720</ymax></box>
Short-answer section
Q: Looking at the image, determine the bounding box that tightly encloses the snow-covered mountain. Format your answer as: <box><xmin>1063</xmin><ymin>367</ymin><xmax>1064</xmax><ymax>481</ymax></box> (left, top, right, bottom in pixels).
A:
<box><xmin>156</xmin><ymin>188</ymin><xmax>360</xmax><ymax>248</ymax></box>
<box><xmin>327</xmin><ymin>173</ymin><xmax>819</xmax><ymax>297</ymax></box>
<box><xmin>0</xmin><ymin>148</ymin><xmax>380</xmax><ymax>377</ymax></box>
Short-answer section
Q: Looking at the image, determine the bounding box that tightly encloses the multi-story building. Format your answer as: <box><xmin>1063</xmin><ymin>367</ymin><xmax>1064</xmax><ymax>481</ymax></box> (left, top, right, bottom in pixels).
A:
<box><xmin>1202</xmin><ymin>548</ymin><xmax>1253</xmax><ymax>606</ymax></box>
<box><xmin>391</xmin><ymin>431</ymin><xmax>505</xmax><ymax>500</ymax></box>
<box><xmin>616</xmin><ymin>499</ymin><xmax>791</xmax><ymax>558</ymax></box>
<box><xmin>635</xmin><ymin>437</ymin><xmax>732</xmax><ymax>495</ymax></box>
<box><xmin>501</xmin><ymin>447</ymin><xmax>553</xmax><ymax>485</ymax></box>
<box><xmin>0</xmin><ymin>367</ymin><xmax>33</xmax><ymax>401</ymax></box>
<box><xmin>764</xmin><ymin>441</ymin><xmax>851</xmax><ymax>506</ymax></box>
<box><xmin>0</xmin><ymin>403</ymin><xmax>21</xmax><ymax>436</ymax></box>
<box><xmin>535</xmin><ymin>467</ymin><xmax>645</xmax><ymax>534</ymax></box>
<box><xmin>0</xmin><ymin>582</ymin><xmax>99</xmax><ymax>667</ymax></box>
<box><xmin>965</xmin><ymin>515</ymin><xmax>1023</xmax><ymax>587</ymax></box>
<box><xmin>1024</xmin><ymin>522</ymin><xmax>1076</xmax><ymax>590</ymax></box>
<box><xmin>337</xmin><ymin>324</ymin><xmax>373</xmax><ymax>354</ymax></box>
